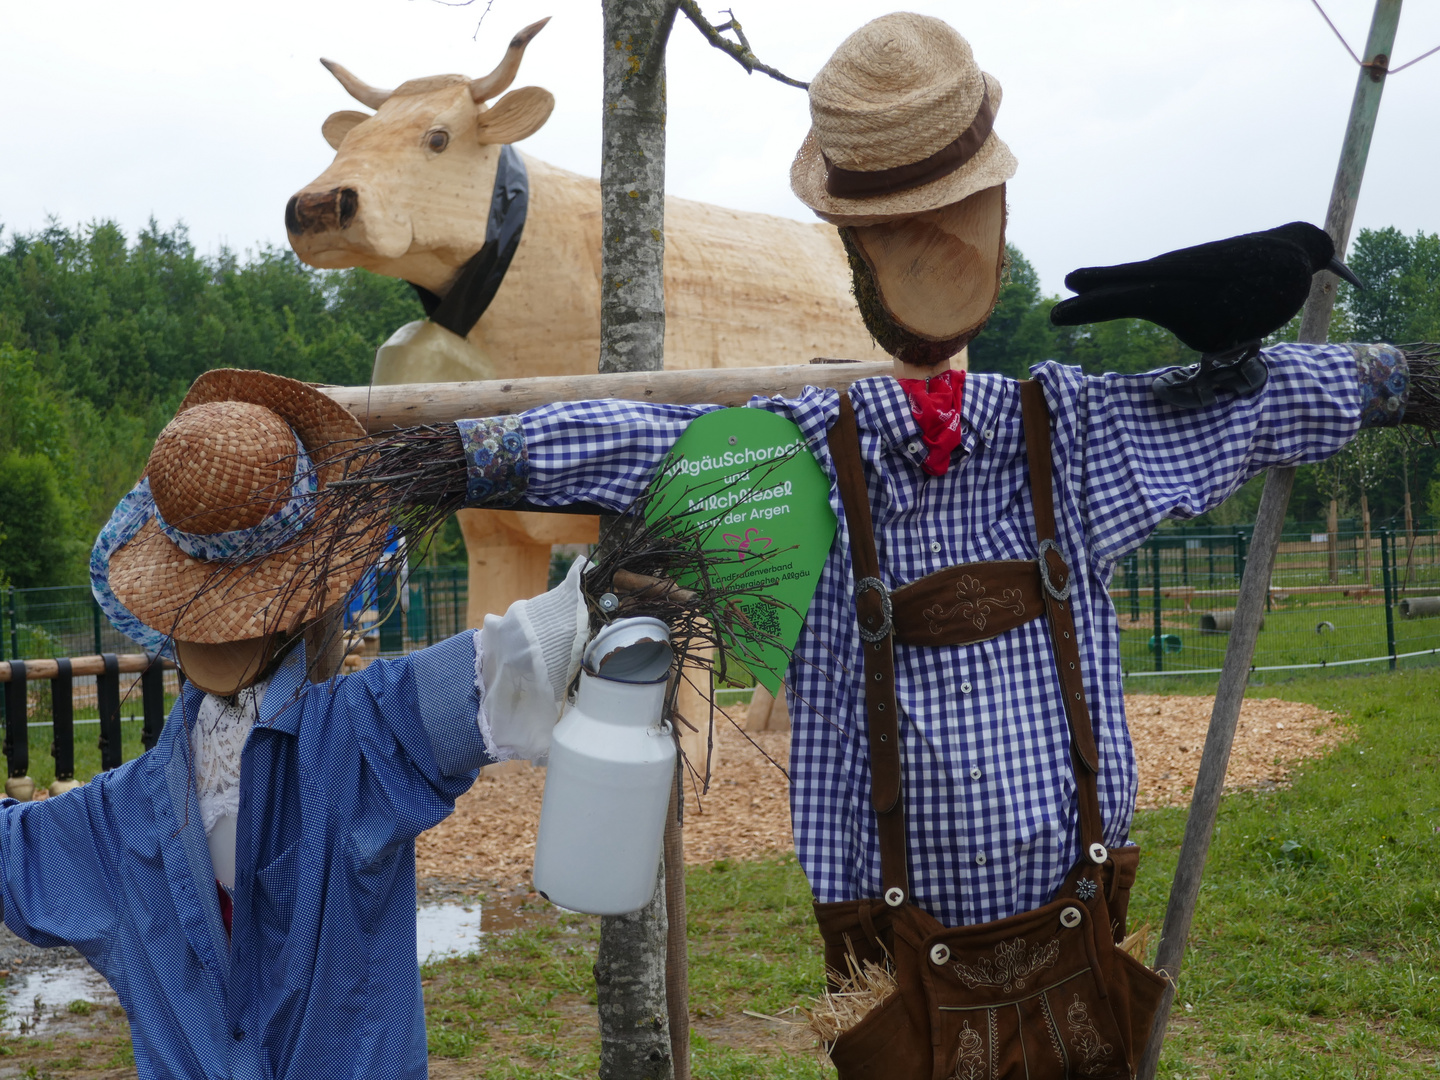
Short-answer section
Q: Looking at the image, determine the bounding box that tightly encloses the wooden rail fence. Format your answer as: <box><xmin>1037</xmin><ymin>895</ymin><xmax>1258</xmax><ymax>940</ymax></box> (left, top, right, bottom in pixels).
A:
<box><xmin>0</xmin><ymin>653</ymin><xmax>177</xmax><ymax>798</ymax></box>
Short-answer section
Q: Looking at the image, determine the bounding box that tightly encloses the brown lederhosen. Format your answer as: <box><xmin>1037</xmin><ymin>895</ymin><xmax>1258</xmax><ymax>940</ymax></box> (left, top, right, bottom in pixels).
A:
<box><xmin>814</xmin><ymin>382</ymin><xmax>1166</xmax><ymax>1080</ymax></box>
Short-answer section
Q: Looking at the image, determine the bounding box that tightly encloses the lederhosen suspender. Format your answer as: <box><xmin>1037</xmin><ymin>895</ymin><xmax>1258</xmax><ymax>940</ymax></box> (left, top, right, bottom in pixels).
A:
<box><xmin>825</xmin><ymin>381</ymin><xmax>1106</xmax><ymax>906</ymax></box>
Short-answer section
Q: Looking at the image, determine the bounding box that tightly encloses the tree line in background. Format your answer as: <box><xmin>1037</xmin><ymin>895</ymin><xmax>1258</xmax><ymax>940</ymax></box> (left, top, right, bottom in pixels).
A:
<box><xmin>0</xmin><ymin>218</ymin><xmax>1436</xmax><ymax>589</ymax></box>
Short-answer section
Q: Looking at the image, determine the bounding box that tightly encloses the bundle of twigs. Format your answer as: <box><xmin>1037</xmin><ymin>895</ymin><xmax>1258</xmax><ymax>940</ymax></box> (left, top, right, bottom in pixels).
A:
<box><xmin>321</xmin><ymin>424</ymin><xmax>470</xmax><ymax>544</ymax></box>
<box><xmin>578</xmin><ymin>462</ymin><xmax>810</xmax><ymax>791</ymax></box>
<box><xmin>183</xmin><ymin>421</ymin><xmax>805</xmax><ymax>786</ymax></box>
<box><xmin>1401</xmin><ymin>343</ymin><xmax>1440</xmax><ymax>432</ymax></box>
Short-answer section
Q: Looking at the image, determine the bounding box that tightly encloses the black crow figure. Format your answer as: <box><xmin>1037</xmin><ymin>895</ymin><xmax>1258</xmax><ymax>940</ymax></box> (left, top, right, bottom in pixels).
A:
<box><xmin>1049</xmin><ymin>222</ymin><xmax>1364</xmax><ymax>408</ymax></box>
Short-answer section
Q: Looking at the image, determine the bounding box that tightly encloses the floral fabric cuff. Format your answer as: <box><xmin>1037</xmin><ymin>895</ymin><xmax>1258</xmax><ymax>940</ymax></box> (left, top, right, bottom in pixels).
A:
<box><xmin>1351</xmin><ymin>343</ymin><xmax>1408</xmax><ymax>428</ymax></box>
<box><xmin>456</xmin><ymin>416</ymin><xmax>529</xmax><ymax>506</ymax></box>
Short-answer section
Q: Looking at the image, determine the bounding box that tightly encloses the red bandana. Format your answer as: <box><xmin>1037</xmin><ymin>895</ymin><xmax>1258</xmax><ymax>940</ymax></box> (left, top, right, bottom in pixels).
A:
<box><xmin>897</xmin><ymin>369</ymin><xmax>967</xmax><ymax>477</ymax></box>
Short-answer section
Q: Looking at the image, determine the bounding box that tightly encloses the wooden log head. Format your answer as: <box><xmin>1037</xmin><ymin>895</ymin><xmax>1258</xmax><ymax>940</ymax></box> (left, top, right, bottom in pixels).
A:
<box><xmin>286</xmin><ymin>19</ymin><xmax>554</xmax><ymax>294</ymax></box>
<box><xmin>839</xmin><ymin>183</ymin><xmax>1007</xmax><ymax>367</ymax></box>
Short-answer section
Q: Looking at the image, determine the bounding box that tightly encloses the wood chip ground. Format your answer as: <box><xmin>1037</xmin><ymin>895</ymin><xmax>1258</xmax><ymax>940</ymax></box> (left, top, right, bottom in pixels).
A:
<box><xmin>416</xmin><ymin>695</ymin><xmax>1344</xmax><ymax>890</ymax></box>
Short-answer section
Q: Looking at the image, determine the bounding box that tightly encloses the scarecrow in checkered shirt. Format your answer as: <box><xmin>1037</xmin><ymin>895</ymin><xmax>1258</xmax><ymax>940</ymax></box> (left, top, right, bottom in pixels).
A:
<box><xmin>382</xmin><ymin>15</ymin><xmax>1418</xmax><ymax>942</ymax></box>
<box><xmin>0</xmin><ymin>369</ymin><xmax>594</xmax><ymax>1078</ymax></box>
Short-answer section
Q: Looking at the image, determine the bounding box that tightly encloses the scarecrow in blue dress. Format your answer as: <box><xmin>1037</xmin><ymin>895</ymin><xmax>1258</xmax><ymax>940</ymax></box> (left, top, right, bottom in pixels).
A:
<box><xmin>0</xmin><ymin>369</ymin><xmax>587</xmax><ymax>1078</ymax></box>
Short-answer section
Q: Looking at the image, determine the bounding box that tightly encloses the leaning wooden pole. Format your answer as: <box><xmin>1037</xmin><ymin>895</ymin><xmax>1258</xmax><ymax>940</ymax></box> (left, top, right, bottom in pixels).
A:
<box><xmin>1136</xmin><ymin>4</ymin><xmax>1403</xmax><ymax>1076</ymax></box>
<box><xmin>593</xmin><ymin>2</ymin><xmax>683</xmax><ymax>1078</ymax></box>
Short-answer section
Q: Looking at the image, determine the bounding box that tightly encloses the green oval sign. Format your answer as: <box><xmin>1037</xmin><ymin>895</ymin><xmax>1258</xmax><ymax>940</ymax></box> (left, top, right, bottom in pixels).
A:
<box><xmin>645</xmin><ymin>409</ymin><xmax>836</xmax><ymax>693</ymax></box>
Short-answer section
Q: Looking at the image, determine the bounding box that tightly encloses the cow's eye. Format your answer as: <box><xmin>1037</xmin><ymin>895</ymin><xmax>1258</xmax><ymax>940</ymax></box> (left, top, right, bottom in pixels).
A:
<box><xmin>426</xmin><ymin>130</ymin><xmax>450</xmax><ymax>153</ymax></box>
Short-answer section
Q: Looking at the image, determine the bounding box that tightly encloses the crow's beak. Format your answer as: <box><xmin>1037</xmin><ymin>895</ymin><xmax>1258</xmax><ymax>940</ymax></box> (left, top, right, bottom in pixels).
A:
<box><xmin>1328</xmin><ymin>255</ymin><xmax>1365</xmax><ymax>290</ymax></box>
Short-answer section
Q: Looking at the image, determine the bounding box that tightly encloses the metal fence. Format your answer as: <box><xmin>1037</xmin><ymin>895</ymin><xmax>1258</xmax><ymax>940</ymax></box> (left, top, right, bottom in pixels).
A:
<box><xmin>6</xmin><ymin>523</ymin><xmax>1439</xmax><ymax>686</ymax></box>
<box><xmin>0</xmin><ymin>565</ymin><xmax>470</xmax><ymax>665</ymax></box>
<box><xmin>1117</xmin><ymin>525</ymin><xmax>1440</xmax><ymax>677</ymax></box>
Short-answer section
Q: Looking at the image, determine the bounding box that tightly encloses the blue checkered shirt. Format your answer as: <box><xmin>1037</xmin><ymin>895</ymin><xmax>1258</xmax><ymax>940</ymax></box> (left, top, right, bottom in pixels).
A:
<box><xmin>517</xmin><ymin>344</ymin><xmax>1362</xmax><ymax>926</ymax></box>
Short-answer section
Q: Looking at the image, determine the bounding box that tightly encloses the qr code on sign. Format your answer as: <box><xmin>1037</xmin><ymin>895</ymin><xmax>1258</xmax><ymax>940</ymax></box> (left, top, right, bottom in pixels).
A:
<box><xmin>742</xmin><ymin>601</ymin><xmax>782</xmax><ymax>639</ymax></box>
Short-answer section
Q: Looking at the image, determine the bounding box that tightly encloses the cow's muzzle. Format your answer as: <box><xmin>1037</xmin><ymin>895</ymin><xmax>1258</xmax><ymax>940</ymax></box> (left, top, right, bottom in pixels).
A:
<box><xmin>285</xmin><ymin>187</ymin><xmax>360</xmax><ymax>235</ymax></box>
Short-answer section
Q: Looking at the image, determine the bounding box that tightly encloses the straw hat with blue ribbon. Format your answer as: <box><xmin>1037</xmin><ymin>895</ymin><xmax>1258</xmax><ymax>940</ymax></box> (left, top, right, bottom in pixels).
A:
<box><xmin>91</xmin><ymin>370</ymin><xmax>373</xmax><ymax>672</ymax></box>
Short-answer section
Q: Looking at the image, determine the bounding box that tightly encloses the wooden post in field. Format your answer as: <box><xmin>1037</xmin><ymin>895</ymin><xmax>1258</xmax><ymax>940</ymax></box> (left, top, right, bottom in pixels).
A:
<box><xmin>1137</xmin><ymin>3</ymin><xmax>1404</xmax><ymax>1076</ymax></box>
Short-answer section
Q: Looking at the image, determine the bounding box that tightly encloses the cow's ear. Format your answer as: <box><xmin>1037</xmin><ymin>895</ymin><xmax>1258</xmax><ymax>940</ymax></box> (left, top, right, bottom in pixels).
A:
<box><xmin>322</xmin><ymin>111</ymin><xmax>370</xmax><ymax>150</ymax></box>
<box><xmin>475</xmin><ymin>86</ymin><xmax>554</xmax><ymax>144</ymax></box>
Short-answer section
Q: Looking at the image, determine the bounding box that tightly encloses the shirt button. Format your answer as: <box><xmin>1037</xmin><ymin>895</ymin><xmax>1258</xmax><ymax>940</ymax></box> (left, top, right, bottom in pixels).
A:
<box><xmin>975</xmin><ymin>853</ymin><xmax>988</xmax><ymax>866</ymax></box>
<box><xmin>929</xmin><ymin>540</ymin><xmax>942</xmax><ymax>554</ymax></box>
<box><xmin>983</xmin><ymin>428</ymin><xmax>995</xmax><ymax>442</ymax></box>
<box><xmin>907</xmin><ymin>440</ymin><xmax>923</xmax><ymax>454</ymax></box>
<box><xmin>969</xmin><ymin>767</ymin><xmax>983</xmax><ymax>780</ymax></box>
<box><xmin>233</xmin><ymin>1028</ymin><xmax>245</xmax><ymax>1041</ymax></box>
<box><xmin>960</xmin><ymin>681</ymin><xmax>972</xmax><ymax>694</ymax></box>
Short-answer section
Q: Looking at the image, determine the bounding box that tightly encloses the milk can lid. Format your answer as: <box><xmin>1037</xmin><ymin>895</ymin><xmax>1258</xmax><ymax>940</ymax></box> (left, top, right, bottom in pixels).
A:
<box><xmin>584</xmin><ymin>617</ymin><xmax>674</xmax><ymax>684</ymax></box>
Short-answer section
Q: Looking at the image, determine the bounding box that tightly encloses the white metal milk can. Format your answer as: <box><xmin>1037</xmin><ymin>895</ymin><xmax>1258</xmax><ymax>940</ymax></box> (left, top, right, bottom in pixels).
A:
<box><xmin>532</xmin><ymin>617</ymin><xmax>676</xmax><ymax>915</ymax></box>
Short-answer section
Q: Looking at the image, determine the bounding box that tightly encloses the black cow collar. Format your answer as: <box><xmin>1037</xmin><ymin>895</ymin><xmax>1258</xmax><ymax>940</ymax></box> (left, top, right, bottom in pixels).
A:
<box><xmin>409</xmin><ymin>144</ymin><xmax>530</xmax><ymax>340</ymax></box>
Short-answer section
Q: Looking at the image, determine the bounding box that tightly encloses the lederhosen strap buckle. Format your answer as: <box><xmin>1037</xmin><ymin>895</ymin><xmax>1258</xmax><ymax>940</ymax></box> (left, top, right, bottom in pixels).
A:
<box><xmin>854</xmin><ymin>577</ymin><xmax>893</xmax><ymax>642</ymax></box>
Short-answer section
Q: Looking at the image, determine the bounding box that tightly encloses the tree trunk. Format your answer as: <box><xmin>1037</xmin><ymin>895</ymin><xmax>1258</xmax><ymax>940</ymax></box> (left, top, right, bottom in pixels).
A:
<box><xmin>1327</xmin><ymin>497</ymin><xmax>1340</xmax><ymax>584</ymax></box>
<box><xmin>599</xmin><ymin>0</ymin><xmax>670</xmax><ymax>374</ymax></box>
<box><xmin>1361</xmin><ymin>491</ymin><xmax>1372</xmax><ymax>584</ymax></box>
<box><xmin>596</xmin><ymin>3</ymin><xmax>679</xmax><ymax>1078</ymax></box>
<box><xmin>595</xmin><ymin>864</ymin><xmax>672</xmax><ymax>1079</ymax></box>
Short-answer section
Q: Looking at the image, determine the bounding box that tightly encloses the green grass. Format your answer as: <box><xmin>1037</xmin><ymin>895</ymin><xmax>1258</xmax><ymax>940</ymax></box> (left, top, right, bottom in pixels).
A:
<box><xmin>11</xmin><ymin>714</ymin><xmax>161</xmax><ymax>791</ymax></box>
<box><xmin>1125</xmin><ymin>666</ymin><xmax>1440</xmax><ymax>1076</ymax></box>
<box><xmin>1119</xmin><ymin>597</ymin><xmax>1440</xmax><ymax>674</ymax></box>
<box><xmin>420</xmin><ymin>855</ymin><xmax>831</xmax><ymax>1077</ymax></box>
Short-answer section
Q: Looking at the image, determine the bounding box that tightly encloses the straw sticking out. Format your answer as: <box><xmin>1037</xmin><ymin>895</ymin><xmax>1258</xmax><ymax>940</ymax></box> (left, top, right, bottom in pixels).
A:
<box><xmin>1401</xmin><ymin>343</ymin><xmax>1440</xmax><ymax>433</ymax></box>
<box><xmin>804</xmin><ymin>949</ymin><xmax>897</xmax><ymax>1052</ymax></box>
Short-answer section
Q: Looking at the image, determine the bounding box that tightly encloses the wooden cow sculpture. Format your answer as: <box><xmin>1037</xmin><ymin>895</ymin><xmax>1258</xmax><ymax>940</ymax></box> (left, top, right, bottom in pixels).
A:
<box><xmin>286</xmin><ymin>19</ymin><xmax>877</xmax><ymax>635</ymax></box>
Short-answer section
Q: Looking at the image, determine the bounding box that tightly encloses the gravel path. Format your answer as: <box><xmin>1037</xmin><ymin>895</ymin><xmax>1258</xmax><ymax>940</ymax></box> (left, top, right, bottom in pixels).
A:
<box><xmin>416</xmin><ymin>694</ymin><xmax>1345</xmax><ymax>891</ymax></box>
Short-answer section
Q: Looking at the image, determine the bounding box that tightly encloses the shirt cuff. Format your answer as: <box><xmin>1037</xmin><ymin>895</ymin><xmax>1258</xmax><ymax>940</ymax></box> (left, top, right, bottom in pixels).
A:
<box><xmin>472</xmin><ymin>629</ymin><xmax>519</xmax><ymax>764</ymax></box>
<box><xmin>457</xmin><ymin>416</ymin><xmax>528</xmax><ymax>505</ymax></box>
<box><xmin>411</xmin><ymin>630</ymin><xmax>493</xmax><ymax>776</ymax></box>
<box><xmin>1351</xmin><ymin>343</ymin><xmax>1409</xmax><ymax>428</ymax></box>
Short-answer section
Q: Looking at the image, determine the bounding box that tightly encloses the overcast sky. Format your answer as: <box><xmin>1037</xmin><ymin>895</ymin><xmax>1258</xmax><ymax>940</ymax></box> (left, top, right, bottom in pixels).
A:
<box><xmin>3</xmin><ymin>0</ymin><xmax>1437</xmax><ymax>295</ymax></box>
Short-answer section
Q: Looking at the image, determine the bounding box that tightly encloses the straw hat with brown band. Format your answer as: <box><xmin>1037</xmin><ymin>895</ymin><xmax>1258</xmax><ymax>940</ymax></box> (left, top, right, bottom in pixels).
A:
<box><xmin>791</xmin><ymin>14</ymin><xmax>1017</xmax><ymax>365</ymax></box>
<box><xmin>92</xmin><ymin>369</ymin><xmax>378</xmax><ymax>695</ymax></box>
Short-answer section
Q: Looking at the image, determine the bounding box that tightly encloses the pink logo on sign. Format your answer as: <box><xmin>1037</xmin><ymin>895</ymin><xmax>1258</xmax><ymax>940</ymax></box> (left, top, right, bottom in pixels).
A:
<box><xmin>723</xmin><ymin>528</ymin><xmax>773</xmax><ymax>561</ymax></box>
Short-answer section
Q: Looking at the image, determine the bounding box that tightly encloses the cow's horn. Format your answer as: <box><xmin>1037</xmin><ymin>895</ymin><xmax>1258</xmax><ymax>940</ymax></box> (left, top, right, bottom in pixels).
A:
<box><xmin>470</xmin><ymin>17</ymin><xmax>551</xmax><ymax>103</ymax></box>
<box><xmin>320</xmin><ymin>59</ymin><xmax>393</xmax><ymax>110</ymax></box>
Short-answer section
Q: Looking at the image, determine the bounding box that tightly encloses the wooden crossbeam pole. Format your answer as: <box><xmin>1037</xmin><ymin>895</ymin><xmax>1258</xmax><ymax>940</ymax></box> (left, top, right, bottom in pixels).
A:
<box><xmin>0</xmin><ymin>654</ymin><xmax>174</xmax><ymax>683</ymax></box>
<box><xmin>317</xmin><ymin>362</ymin><xmax>893</xmax><ymax>433</ymax></box>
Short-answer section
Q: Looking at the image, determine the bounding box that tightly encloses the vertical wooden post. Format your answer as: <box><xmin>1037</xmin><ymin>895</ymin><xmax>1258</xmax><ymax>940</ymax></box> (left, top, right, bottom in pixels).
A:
<box><xmin>141</xmin><ymin>655</ymin><xmax>167</xmax><ymax>752</ymax></box>
<box><xmin>3</xmin><ymin>660</ymin><xmax>31</xmax><ymax>801</ymax></box>
<box><xmin>662</xmin><ymin>763</ymin><xmax>690</xmax><ymax>1079</ymax></box>
<box><xmin>1137</xmin><ymin>3</ymin><xmax>1404</xmax><ymax>1075</ymax></box>
<box><xmin>51</xmin><ymin>658</ymin><xmax>77</xmax><ymax>795</ymax></box>
<box><xmin>1327</xmin><ymin>497</ymin><xmax>1341</xmax><ymax>582</ymax></box>
<box><xmin>97</xmin><ymin>653</ymin><xmax>122</xmax><ymax>772</ymax></box>
<box><xmin>593</xmin><ymin>3</ymin><xmax>683</xmax><ymax>1078</ymax></box>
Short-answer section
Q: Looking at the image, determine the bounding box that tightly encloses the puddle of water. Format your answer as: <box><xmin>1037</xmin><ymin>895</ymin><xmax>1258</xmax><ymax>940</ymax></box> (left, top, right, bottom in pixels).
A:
<box><xmin>1</xmin><ymin>963</ymin><xmax>117</xmax><ymax>1034</ymax></box>
<box><xmin>416</xmin><ymin>902</ymin><xmax>483</xmax><ymax>963</ymax></box>
<box><xmin>0</xmin><ymin>900</ymin><xmax>548</xmax><ymax>1025</ymax></box>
